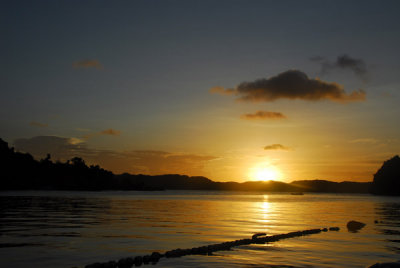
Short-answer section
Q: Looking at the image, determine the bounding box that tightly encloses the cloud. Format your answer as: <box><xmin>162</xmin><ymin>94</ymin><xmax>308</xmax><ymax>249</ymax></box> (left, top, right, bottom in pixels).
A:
<box><xmin>241</xmin><ymin>111</ymin><xmax>287</xmax><ymax>120</ymax></box>
<box><xmin>14</xmin><ymin>136</ymin><xmax>86</xmax><ymax>160</ymax></box>
<box><xmin>13</xmin><ymin>136</ymin><xmax>216</xmax><ymax>176</ymax></box>
<box><xmin>83</xmin><ymin>128</ymin><xmax>121</xmax><ymax>139</ymax></box>
<box><xmin>120</xmin><ymin>151</ymin><xmax>217</xmax><ymax>175</ymax></box>
<box><xmin>73</xmin><ymin>59</ymin><xmax>103</xmax><ymax>69</ymax></box>
<box><xmin>209</xmin><ymin>86</ymin><xmax>236</xmax><ymax>95</ymax></box>
<box><xmin>69</xmin><ymin>137</ymin><xmax>85</xmax><ymax>145</ymax></box>
<box><xmin>311</xmin><ymin>54</ymin><xmax>368</xmax><ymax>80</ymax></box>
<box><xmin>264</xmin><ymin>144</ymin><xmax>292</xmax><ymax>151</ymax></box>
<box><xmin>29</xmin><ymin>121</ymin><xmax>48</xmax><ymax>128</ymax></box>
<box><xmin>100</xmin><ymin>128</ymin><xmax>121</xmax><ymax>136</ymax></box>
<box><xmin>212</xmin><ymin>70</ymin><xmax>365</xmax><ymax>103</ymax></box>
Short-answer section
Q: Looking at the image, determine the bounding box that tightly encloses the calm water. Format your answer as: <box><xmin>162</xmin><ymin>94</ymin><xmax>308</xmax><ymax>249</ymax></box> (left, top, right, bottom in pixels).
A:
<box><xmin>0</xmin><ymin>191</ymin><xmax>399</xmax><ymax>268</ymax></box>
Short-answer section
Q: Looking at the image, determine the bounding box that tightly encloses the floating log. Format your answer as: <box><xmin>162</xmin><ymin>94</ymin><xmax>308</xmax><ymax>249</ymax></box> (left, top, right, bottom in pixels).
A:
<box><xmin>83</xmin><ymin>227</ymin><xmax>340</xmax><ymax>268</ymax></box>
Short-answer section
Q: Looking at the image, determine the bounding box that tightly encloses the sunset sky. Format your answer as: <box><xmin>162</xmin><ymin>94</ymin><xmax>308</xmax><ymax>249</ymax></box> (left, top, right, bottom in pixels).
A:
<box><xmin>2</xmin><ymin>0</ymin><xmax>400</xmax><ymax>182</ymax></box>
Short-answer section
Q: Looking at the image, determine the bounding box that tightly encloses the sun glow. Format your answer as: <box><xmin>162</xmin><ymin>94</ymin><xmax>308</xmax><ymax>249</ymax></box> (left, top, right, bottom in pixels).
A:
<box><xmin>250</xmin><ymin>164</ymin><xmax>282</xmax><ymax>181</ymax></box>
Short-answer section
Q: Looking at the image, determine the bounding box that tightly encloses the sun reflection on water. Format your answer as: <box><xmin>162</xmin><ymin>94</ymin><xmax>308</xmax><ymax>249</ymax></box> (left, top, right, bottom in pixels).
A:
<box><xmin>258</xmin><ymin>195</ymin><xmax>271</xmax><ymax>227</ymax></box>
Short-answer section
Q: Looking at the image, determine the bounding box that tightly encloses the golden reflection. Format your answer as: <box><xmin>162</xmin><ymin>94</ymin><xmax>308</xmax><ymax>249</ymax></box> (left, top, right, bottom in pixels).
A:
<box><xmin>260</xmin><ymin>199</ymin><xmax>271</xmax><ymax>214</ymax></box>
<box><xmin>257</xmin><ymin>195</ymin><xmax>272</xmax><ymax>227</ymax></box>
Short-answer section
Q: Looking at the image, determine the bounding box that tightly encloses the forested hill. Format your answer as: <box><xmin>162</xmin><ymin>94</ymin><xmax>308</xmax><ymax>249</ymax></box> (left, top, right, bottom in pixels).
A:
<box><xmin>0</xmin><ymin>138</ymin><xmax>371</xmax><ymax>193</ymax></box>
<box><xmin>113</xmin><ymin>174</ymin><xmax>372</xmax><ymax>193</ymax></box>
<box><xmin>0</xmin><ymin>138</ymin><xmax>114</xmax><ymax>190</ymax></box>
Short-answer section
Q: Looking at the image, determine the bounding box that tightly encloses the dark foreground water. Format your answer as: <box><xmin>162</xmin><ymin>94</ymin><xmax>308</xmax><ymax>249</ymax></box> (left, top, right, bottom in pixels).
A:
<box><xmin>0</xmin><ymin>191</ymin><xmax>399</xmax><ymax>268</ymax></box>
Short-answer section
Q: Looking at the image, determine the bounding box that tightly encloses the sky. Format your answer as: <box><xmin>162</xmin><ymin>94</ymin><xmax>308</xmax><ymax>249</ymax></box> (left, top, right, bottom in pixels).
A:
<box><xmin>1</xmin><ymin>0</ymin><xmax>400</xmax><ymax>182</ymax></box>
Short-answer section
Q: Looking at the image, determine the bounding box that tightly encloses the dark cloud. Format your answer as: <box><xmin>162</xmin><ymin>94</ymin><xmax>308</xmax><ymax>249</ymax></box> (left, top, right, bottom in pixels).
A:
<box><xmin>212</xmin><ymin>70</ymin><xmax>365</xmax><ymax>103</ymax></box>
<box><xmin>29</xmin><ymin>121</ymin><xmax>48</xmax><ymax>128</ymax></box>
<box><xmin>337</xmin><ymin>55</ymin><xmax>367</xmax><ymax>75</ymax></box>
<box><xmin>241</xmin><ymin>111</ymin><xmax>287</xmax><ymax>120</ymax></box>
<box><xmin>264</xmin><ymin>144</ymin><xmax>291</xmax><ymax>151</ymax></box>
<box><xmin>311</xmin><ymin>54</ymin><xmax>368</xmax><ymax>80</ymax></box>
<box><xmin>309</xmin><ymin>56</ymin><xmax>324</xmax><ymax>62</ymax></box>
<box><xmin>73</xmin><ymin>59</ymin><xmax>103</xmax><ymax>69</ymax></box>
<box><xmin>13</xmin><ymin>136</ymin><xmax>216</xmax><ymax>175</ymax></box>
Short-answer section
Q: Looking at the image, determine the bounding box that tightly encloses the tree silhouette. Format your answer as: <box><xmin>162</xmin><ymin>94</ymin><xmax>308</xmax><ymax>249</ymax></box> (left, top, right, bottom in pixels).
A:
<box><xmin>0</xmin><ymin>138</ymin><xmax>114</xmax><ymax>190</ymax></box>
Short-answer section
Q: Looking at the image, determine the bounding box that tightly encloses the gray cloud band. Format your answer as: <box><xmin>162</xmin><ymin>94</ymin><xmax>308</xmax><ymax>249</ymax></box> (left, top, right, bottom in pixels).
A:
<box><xmin>311</xmin><ymin>54</ymin><xmax>369</xmax><ymax>81</ymax></box>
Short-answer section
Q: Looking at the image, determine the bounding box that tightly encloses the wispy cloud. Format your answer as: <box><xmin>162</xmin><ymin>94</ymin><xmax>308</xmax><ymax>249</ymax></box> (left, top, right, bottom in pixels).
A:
<box><xmin>264</xmin><ymin>144</ymin><xmax>292</xmax><ymax>151</ymax></box>
<box><xmin>350</xmin><ymin>138</ymin><xmax>378</xmax><ymax>144</ymax></box>
<box><xmin>209</xmin><ymin>86</ymin><xmax>235</xmax><ymax>95</ymax></box>
<box><xmin>83</xmin><ymin>128</ymin><xmax>121</xmax><ymax>139</ymax></box>
<box><xmin>120</xmin><ymin>151</ymin><xmax>217</xmax><ymax>175</ymax></box>
<box><xmin>311</xmin><ymin>54</ymin><xmax>369</xmax><ymax>81</ymax></box>
<box><xmin>29</xmin><ymin>121</ymin><xmax>48</xmax><ymax>128</ymax></box>
<box><xmin>69</xmin><ymin>137</ymin><xmax>85</xmax><ymax>145</ymax></box>
<box><xmin>73</xmin><ymin>59</ymin><xmax>103</xmax><ymax>69</ymax></box>
<box><xmin>100</xmin><ymin>128</ymin><xmax>121</xmax><ymax>136</ymax></box>
<box><xmin>210</xmin><ymin>70</ymin><xmax>366</xmax><ymax>103</ymax></box>
<box><xmin>241</xmin><ymin>111</ymin><xmax>287</xmax><ymax>120</ymax></box>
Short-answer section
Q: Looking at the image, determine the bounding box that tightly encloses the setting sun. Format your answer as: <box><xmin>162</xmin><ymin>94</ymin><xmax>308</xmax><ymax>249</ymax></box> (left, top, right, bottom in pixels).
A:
<box><xmin>250</xmin><ymin>165</ymin><xmax>282</xmax><ymax>181</ymax></box>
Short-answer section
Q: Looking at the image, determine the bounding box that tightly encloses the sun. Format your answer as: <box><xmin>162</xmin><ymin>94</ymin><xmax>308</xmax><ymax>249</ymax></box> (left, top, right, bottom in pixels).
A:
<box><xmin>250</xmin><ymin>165</ymin><xmax>282</xmax><ymax>181</ymax></box>
<box><xmin>255</xmin><ymin>168</ymin><xmax>278</xmax><ymax>181</ymax></box>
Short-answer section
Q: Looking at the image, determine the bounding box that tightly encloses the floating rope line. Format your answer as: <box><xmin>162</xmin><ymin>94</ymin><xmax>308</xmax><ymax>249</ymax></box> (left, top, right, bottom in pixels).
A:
<box><xmin>83</xmin><ymin>227</ymin><xmax>340</xmax><ymax>268</ymax></box>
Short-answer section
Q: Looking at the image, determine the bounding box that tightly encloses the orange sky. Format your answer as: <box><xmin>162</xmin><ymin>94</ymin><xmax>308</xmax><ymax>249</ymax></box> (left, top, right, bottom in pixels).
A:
<box><xmin>2</xmin><ymin>1</ymin><xmax>400</xmax><ymax>183</ymax></box>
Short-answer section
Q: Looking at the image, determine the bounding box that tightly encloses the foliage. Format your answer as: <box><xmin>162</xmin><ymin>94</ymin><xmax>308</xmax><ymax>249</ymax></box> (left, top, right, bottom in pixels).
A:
<box><xmin>0</xmin><ymin>138</ymin><xmax>113</xmax><ymax>190</ymax></box>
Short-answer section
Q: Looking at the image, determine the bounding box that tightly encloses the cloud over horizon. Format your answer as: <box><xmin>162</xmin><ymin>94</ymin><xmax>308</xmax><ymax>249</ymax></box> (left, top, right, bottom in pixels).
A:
<box><xmin>13</xmin><ymin>136</ymin><xmax>216</xmax><ymax>176</ymax></box>
<box><xmin>264</xmin><ymin>144</ymin><xmax>292</xmax><ymax>151</ymax></box>
<box><xmin>73</xmin><ymin>59</ymin><xmax>103</xmax><ymax>69</ymax></box>
<box><xmin>210</xmin><ymin>70</ymin><xmax>366</xmax><ymax>103</ymax></box>
<box><xmin>14</xmin><ymin>136</ymin><xmax>86</xmax><ymax>160</ymax></box>
<box><xmin>241</xmin><ymin>111</ymin><xmax>287</xmax><ymax>120</ymax></box>
<box><xmin>311</xmin><ymin>54</ymin><xmax>369</xmax><ymax>81</ymax></box>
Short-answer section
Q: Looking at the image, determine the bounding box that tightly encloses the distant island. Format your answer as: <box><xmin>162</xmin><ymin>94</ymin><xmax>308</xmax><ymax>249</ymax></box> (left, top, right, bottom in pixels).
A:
<box><xmin>1</xmin><ymin>138</ymin><xmax>398</xmax><ymax>195</ymax></box>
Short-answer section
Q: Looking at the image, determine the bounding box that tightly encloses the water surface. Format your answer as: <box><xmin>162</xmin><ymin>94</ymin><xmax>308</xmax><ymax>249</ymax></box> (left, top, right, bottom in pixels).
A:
<box><xmin>1</xmin><ymin>191</ymin><xmax>399</xmax><ymax>267</ymax></box>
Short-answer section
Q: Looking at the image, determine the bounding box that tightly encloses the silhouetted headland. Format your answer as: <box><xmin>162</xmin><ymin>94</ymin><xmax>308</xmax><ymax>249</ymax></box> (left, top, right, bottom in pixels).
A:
<box><xmin>2</xmin><ymin>138</ymin><xmax>396</xmax><ymax>194</ymax></box>
<box><xmin>370</xmin><ymin>155</ymin><xmax>400</xmax><ymax>196</ymax></box>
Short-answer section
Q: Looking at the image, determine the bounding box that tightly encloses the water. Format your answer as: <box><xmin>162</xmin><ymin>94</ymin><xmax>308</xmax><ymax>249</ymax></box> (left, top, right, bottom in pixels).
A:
<box><xmin>0</xmin><ymin>191</ymin><xmax>399</xmax><ymax>268</ymax></box>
